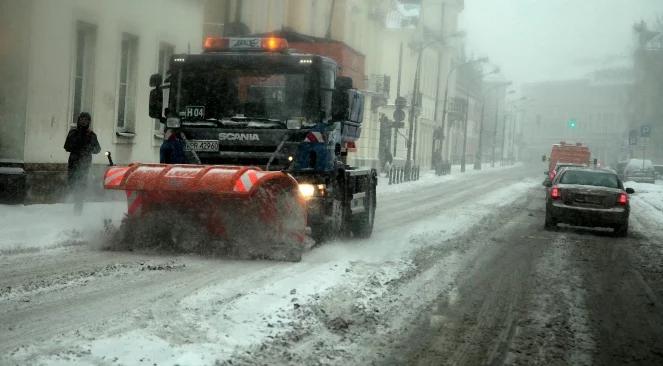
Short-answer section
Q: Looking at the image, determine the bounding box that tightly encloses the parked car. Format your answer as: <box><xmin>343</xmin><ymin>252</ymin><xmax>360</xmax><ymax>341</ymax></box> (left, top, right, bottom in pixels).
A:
<box><xmin>615</xmin><ymin>160</ymin><xmax>628</xmax><ymax>179</ymax></box>
<box><xmin>654</xmin><ymin>164</ymin><xmax>663</xmax><ymax>179</ymax></box>
<box><xmin>544</xmin><ymin>167</ymin><xmax>634</xmax><ymax>236</ymax></box>
<box><xmin>623</xmin><ymin>159</ymin><xmax>656</xmax><ymax>184</ymax></box>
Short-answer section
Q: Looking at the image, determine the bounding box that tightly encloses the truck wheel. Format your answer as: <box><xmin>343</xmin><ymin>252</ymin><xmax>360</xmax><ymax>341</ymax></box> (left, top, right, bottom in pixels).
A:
<box><xmin>310</xmin><ymin>223</ymin><xmax>327</xmax><ymax>244</ymax></box>
<box><xmin>544</xmin><ymin>209</ymin><xmax>556</xmax><ymax>230</ymax></box>
<box><xmin>614</xmin><ymin>222</ymin><xmax>628</xmax><ymax>237</ymax></box>
<box><xmin>311</xmin><ymin>197</ymin><xmax>348</xmax><ymax>243</ymax></box>
<box><xmin>351</xmin><ymin>180</ymin><xmax>376</xmax><ymax>238</ymax></box>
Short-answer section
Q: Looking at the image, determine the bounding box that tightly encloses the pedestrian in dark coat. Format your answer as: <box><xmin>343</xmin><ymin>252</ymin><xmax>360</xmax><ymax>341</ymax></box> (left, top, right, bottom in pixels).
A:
<box><xmin>160</xmin><ymin>129</ymin><xmax>186</xmax><ymax>164</ymax></box>
<box><xmin>64</xmin><ymin>112</ymin><xmax>101</xmax><ymax>214</ymax></box>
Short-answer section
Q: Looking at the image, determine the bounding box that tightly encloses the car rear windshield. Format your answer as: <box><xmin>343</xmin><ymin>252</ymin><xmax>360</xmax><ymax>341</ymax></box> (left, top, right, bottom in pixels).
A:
<box><xmin>556</xmin><ymin>164</ymin><xmax>581</xmax><ymax>171</ymax></box>
<box><xmin>559</xmin><ymin>170</ymin><xmax>620</xmax><ymax>188</ymax></box>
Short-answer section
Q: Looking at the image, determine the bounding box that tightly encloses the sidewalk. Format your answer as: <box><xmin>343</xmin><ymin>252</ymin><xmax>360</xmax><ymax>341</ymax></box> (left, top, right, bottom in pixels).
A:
<box><xmin>378</xmin><ymin>163</ymin><xmax>522</xmax><ymax>195</ymax></box>
<box><xmin>0</xmin><ymin>201</ymin><xmax>126</xmax><ymax>254</ymax></box>
<box><xmin>628</xmin><ymin>180</ymin><xmax>663</xmax><ymax>223</ymax></box>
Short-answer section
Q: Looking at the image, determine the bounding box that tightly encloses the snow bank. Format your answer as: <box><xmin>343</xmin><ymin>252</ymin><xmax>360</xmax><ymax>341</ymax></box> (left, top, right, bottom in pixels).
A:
<box><xmin>628</xmin><ymin>181</ymin><xmax>663</xmax><ymax>224</ymax></box>
<box><xmin>0</xmin><ymin>201</ymin><xmax>126</xmax><ymax>254</ymax></box>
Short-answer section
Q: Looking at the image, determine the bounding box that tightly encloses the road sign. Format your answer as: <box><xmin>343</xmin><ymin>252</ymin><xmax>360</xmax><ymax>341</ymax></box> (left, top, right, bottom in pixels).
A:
<box><xmin>641</xmin><ymin>125</ymin><xmax>652</xmax><ymax>138</ymax></box>
<box><xmin>395</xmin><ymin>96</ymin><xmax>407</xmax><ymax>109</ymax></box>
<box><xmin>392</xmin><ymin>109</ymin><xmax>406</xmax><ymax>123</ymax></box>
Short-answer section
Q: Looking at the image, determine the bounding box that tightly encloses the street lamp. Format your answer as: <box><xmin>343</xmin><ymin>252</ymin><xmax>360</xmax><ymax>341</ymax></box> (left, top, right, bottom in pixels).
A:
<box><xmin>459</xmin><ymin>66</ymin><xmax>500</xmax><ymax>173</ymax></box>
<box><xmin>474</xmin><ymin>79</ymin><xmax>510</xmax><ymax>170</ymax></box>
<box><xmin>492</xmin><ymin>89</ymin><xmax>516</xmax><ymax>167</ymax></box>
<box><xmin>503</xmin><ymin>96</ymin><xmax>531</xmax><ymax>165</ymax></box>
<box><xmin>405</xmin><ymin>33</ymin><xmax>464</xmax><ymax>177</ymax></box>
<box><xmin>501</xmin><ymin>95</ymin><xmax>527</xmax><ymax>166</ymax></box>
<box><xmin>438</xmin><ymin>56</ymin><xmax>489</xmax><ymax>170</ymax></box>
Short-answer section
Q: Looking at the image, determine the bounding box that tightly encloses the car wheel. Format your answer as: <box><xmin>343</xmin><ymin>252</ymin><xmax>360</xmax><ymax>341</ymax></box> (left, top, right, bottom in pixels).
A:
<box><xmin>614</xmin><ymin>222</ymin><xmax>628</xmax><ymax>237</ymax></box>
<box><xmin>544</xmin><ymin>209</ymin><xmax>556</xmax><ymax>230</ymax></box>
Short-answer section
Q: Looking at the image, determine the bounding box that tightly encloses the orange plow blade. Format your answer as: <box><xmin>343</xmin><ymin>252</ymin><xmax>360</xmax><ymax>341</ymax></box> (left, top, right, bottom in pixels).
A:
<box><xmin>104</xmin><ymin>164</ymin><xmax>307</xmax><ymax>261</ymax></box>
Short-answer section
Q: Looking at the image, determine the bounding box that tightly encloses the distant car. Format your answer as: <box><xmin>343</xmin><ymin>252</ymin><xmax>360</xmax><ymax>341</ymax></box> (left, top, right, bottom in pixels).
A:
<box><xmin>544</xmin><ymin>167</ymin><xmax>634</xmax><ymax>236</ymax></box>
<box><xmin>623</xmin><ymin>159</ymin><xmax>656</xmax><ymax>184</ymax></box>
<box><xmin>615</xmin><ymin>161</ymin><xmax>628</xmax><ymax>179</ymax></box>
<box><xmin>654</xmin><ymin>165</ymin><xmax>663</xmax><ymax>179</ymax></box>
<box><xmin>544</xmin><ymin>162</ymin><xmax>587</xmax><ymax>186</ymax></box>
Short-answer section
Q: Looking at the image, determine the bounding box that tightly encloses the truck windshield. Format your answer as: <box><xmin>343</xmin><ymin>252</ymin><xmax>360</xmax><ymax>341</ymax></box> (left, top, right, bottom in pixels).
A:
<box><xmin>171</xmin><ymin>60</ymin><xmax>316</xmax><ymax>121</ymax></box>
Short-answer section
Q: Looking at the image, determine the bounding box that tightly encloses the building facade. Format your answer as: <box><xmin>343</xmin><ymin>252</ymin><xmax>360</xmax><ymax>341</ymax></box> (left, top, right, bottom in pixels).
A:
<box><xmin>0</xmin><ymin>0</ymin><xmax>205</xmax><ymax>202</ymax></box>
<box><xmin>520</xmin><ymin>69</ymin><xmax>632</xmax><ymax>166</ymax></box>
<box><xmin>631</xmin><ymin>26</ymin><xmax>663</xmax><ymax>163</ymax></box>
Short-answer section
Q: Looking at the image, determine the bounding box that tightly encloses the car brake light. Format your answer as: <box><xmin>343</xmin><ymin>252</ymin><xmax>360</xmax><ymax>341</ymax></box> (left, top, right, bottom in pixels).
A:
<box><xmin>618</xmin><ymin>193</ymin><xmax>628</xmax><ymax>205</ymax></box>
<box><xmin>551</xmin><ymin>186</ymin><xmax>561</xmax><ymax>200</ymax></box>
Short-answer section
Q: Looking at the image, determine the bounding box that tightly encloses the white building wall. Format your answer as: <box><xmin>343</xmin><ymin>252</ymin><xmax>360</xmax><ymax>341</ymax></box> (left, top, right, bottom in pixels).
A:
<box><xmin>22</xmin><ymin>0</ymin><xmax>204</xmax><ymax>166</ymax></box>
<box><xmin>0</xmin><ymin>0</ymin><xmax>32</xmax><ymax>161</ymax></box>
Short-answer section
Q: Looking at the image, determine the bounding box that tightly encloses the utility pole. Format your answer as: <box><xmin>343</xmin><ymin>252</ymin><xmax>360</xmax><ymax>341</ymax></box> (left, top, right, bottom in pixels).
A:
<box><xmin>325</xmin><ymin>0</ymin><xmax>336</xmax><ymax>39</ymax></box>
<box><xmin>394</xmin><ymin>42</ymin><xmax>403</xmax><ymax>158</ymax></box>
<box><xmin>406</xmin><ymin>47</ymin><xmax>423</xmax><ymax>175</ymax></box>
<box><xmin>474</xmin><ymin>100</ymin><xmax>486</xmax><ymax>170</ymax></box>
<box><xmin>432</xmin><ymin>50</ymin><xmax>444</xmax><ymax>170</ymax></box>
<box><xmin>510</xmin><ymin>109</ymin><xmax>518</xmax><ymax>164</ymax></box>
<box><xmin>460</xmin><ymin>92</ymin><xmax>470</xmax><ymax>172</ymax></box>
<box><xmin>440</xmin><ymin>57</ymin><xmax>488</xmax><ymax>168</ymax></box>
<box><xmin>501</xmin><ymin>112</ymin><xmax>508</xmax><ymax>166</ymax></box>
<box><xmin>491</xmin><ymin>95</ymin><xmax>499</xmax><ymax>168</ymax></box>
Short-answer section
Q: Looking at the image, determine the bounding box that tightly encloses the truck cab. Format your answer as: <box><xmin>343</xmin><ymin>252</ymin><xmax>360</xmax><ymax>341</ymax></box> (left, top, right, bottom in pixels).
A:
<box><xmin>148</xmin><ymin>36</ymin><xmax>376</xmax><ymax>242</ymax></box>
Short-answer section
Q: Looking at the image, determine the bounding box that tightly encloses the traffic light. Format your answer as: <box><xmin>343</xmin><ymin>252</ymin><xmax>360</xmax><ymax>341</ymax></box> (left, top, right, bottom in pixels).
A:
<box><xmin>567</xmin><ymin>119</ymin><xmax>577</xmax><ymax>128</ymax></box>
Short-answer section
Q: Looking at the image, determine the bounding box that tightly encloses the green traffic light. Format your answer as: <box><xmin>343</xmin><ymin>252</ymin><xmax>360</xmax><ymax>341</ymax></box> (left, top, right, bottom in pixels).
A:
<box><xmin>568</xmin><ymin>119</ymin><xmax>577</xmax><ymax>128</ymax></box>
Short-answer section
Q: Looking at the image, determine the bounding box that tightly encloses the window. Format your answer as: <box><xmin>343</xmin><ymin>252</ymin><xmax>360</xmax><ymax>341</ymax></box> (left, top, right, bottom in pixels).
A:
<box><xmin>72</xmin><ymin>22</ymin><xmax>97</xmax><ymax>123</ymax></box>
<box><xmin>154</xmin><ymin>43</ymin><xmax>175</xmax><ymax>131</ymax></box>
<box><xmin>117</xmin><ymin>33</ymin><xmax>138</xmax><ymax>132</ymax></box>
<box><xmin>559</xmin><ymin>170</ymin><xmax>620</xmax><ymax>189</ymax></box>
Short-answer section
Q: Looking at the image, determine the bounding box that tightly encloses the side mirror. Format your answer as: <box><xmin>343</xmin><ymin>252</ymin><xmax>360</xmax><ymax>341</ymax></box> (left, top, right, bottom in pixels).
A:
<box><xmin>149</xmin><ymin>73</ymin><xmax>163</xmax><ymax>88</ymax></box>
<box><xmin>347</xmin><ymin>90</ymin><xmax>364</xmax><ymax>123</ymax></box>
<box><xmin>149</xmin><ymin>88</ymin><xmax>163</xmax><ymax>119</ymax></box>
<box><xmin>332</xmin><ymin>76</ymin><xmax>353</xmax><ymax>121</ymax></box>
<box><xmin>625</xmin><ymin>188</ymin><xmax>635</xmax><ymax>194</ymax></box>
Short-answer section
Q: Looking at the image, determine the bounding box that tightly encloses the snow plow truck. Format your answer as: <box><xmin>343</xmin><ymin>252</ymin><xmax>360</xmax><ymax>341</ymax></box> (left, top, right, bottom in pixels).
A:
<box><xmin>103</xmin><ymin>36</ymin><xmax>377</xmax><ymax>261</ymax></box>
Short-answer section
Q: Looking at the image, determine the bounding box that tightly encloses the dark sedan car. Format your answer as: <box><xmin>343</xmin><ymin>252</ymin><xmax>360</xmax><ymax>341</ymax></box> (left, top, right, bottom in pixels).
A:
<box><xmin>544</xmin><ymin>168</ymin><xmax>635</xmax><ymax>236</ymax></box>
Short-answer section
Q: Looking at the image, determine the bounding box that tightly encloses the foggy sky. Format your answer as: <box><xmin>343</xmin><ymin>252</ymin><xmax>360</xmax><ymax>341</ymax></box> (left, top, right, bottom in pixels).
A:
<box><xmin>460</xmin><ymin>0</ymin><xmax>663</xmax><ymax>84</ymax></box>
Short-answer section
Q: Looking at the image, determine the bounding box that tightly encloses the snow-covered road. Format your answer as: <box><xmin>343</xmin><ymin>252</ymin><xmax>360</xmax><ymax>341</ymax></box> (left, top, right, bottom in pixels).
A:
<box><xmin>3</xmin><ymin>167</ymin><xmax>663</xmax><ymax>365</ymax></box>
<box><xmin>0</xmin><ymin>164</ymin><xmax>534</xmax><ymax>365</ymax></box>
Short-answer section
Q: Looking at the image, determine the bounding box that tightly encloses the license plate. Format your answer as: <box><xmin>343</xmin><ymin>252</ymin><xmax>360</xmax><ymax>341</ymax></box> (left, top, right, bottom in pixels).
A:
<box><xmin>576</xmin><ymin>194</ymin><xmax>601</xmax><ymax>204</ymax></box>
<box><xmin>184</xmin><ymin>106</ymin><xmax>205</xmax><ymax>119</ymax></box>
<box><xmin>185</xmin><ymin>140</ymin><xmax>218</xmax><ymax>152</ymax></box>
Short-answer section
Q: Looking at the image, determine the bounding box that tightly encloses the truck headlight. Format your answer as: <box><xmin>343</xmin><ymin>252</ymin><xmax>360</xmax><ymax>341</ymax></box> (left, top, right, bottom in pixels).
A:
<box><xmin>166</xmin><ymin>117</ymin><xmax>181</xmax><ymax>128</ymax></box>
<box><xmin>298</xmin><ymin>184</ymin><xmax>315</xmax><ymax>199</ymax></box>
<box><xmin>287</xmin><ymin>119</ymin><xmax>302</xmax><ymax>129</ymax></box>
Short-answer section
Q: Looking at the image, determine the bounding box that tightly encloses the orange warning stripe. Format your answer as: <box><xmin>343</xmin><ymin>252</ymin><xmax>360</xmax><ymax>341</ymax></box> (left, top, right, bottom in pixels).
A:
<box><xmin>233</xmin><ymin>170</ymin><xmax>270</xmax><ymax>193</ymax></box>
<box><xmin>126</xmin><ymin>190</ymin><xmax>143</xmax><ymax>216</ymax></box>
<box><xmin>104</xmin><ymin>167</ymin><xmax>130</xmax><ymax>188</ymax></box>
